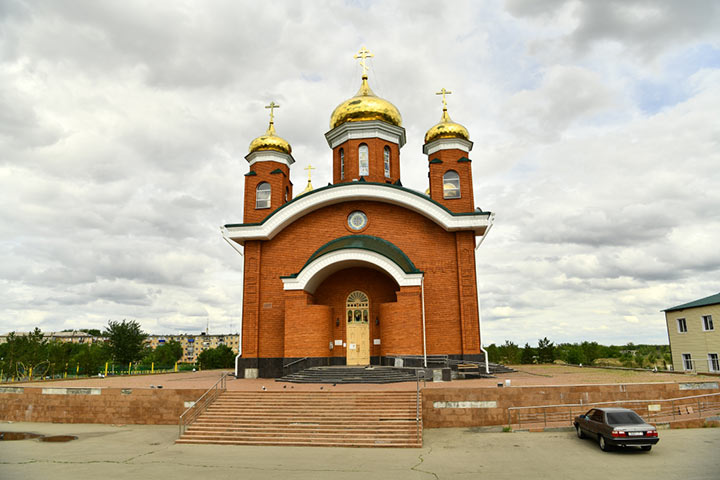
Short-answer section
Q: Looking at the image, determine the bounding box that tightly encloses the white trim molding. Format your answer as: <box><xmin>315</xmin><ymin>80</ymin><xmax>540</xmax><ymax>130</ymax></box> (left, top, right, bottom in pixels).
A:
<box><xmin>282</xmin><ymin>249</ymin><xmax>423</xmax><ymax>294</ymax></box>
<box><xmin>423</xmin><ymin>137</ymin><xmax>473</xmax><ymax>155</ymax></box>
<box><xmin>245</xmin><ymin>149</ymin><xmax>295</xmax><ymax>167</ymax></box>
<box><xmin>224</xmin><ymin>183</ymin><xmax>490</xmax><ymax>244</ymax></box>
<box><xmin>325</xmin><ymin>120</ymin><xmax>406</xmax><ymax>149</ymax></box>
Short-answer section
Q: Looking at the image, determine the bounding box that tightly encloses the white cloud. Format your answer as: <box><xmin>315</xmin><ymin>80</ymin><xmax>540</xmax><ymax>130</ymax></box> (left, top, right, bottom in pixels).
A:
<box><xmin>0</xmin><ymin>0</ymin><xmax>718</xmax><ymax>348</ymax></box>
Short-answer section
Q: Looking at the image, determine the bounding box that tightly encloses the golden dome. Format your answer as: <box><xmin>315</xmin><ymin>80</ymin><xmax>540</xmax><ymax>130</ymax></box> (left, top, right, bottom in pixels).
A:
<box><xmin>248</xmin><ymin>122</ymin><xmax>292</xmax><ymax>155</ymax></box>
<box><xmin>424</xmin><ymin>108</ymin><xmax>469</xmax><ymax>144</ymax></box>
<box><xmin>330</xmin><ymin>75</ymin><xmax>402</xmax><ymax>129</ymax></box>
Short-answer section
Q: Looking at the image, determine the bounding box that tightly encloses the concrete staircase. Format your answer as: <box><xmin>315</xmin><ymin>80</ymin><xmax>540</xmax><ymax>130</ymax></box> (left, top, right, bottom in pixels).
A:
<box><xmin>277</xmin><ymin>366</ymin><xmax>418</xmax><ymax>384</ymax></box>
<box><xmin>176</xmin><ymin>391</ymin><xmax>422</xmax><ymax>447</ymax></box>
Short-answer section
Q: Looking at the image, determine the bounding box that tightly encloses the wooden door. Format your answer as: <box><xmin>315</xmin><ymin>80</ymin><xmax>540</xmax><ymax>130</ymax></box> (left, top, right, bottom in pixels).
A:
<box><xmin>346</xmin><ymin>291</ymin><xmax>370</xmax><ymax>366</ymax></box>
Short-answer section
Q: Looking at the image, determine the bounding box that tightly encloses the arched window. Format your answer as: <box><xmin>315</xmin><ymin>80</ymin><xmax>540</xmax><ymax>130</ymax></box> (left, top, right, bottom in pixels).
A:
<box><xmin>256</xmin><ymin>182</ymin><xmax>271</xmax><ymax>209</ymax></box>
<box><xmin>358</xmin><ymin>144</ymin><xmax>369</xmax><ymax>176</ymax></box>
<box><xmin>443</xmin><ymin>171</ymin><xmax>460</xmax><ymax>199</ymax></box>
<box><xmin>383</xmin><ymin>146</ymin><xmax>390</xmax><ymax>177</ymax></box>
<box><xmin>340</xmin><ymin>148</ymin><xmax>345</xmax><ymax>180</ymax></box>
<box><xmin>284</xmin><ymin>186</ymin><xmax>289</xmax><ymax>202</ymax></box>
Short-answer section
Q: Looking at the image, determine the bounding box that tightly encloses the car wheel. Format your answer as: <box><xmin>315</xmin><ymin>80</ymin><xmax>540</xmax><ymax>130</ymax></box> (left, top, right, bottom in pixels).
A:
<box><xmin>576</xmin><ymin>425</ymin><xmax>585</xmax><ymax>439</ymax></box>
<box><xmin>598</xmin><ymin>435</ymin><xmax>611</xmax><ymax>451</ymax></box>
<box><xmin>641</xmin><ymin>445</ymin><xmax>652</xmax><ymax>451</ymax></box>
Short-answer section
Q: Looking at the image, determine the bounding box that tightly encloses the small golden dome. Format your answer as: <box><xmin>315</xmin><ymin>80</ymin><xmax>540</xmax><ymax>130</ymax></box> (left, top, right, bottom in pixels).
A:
<box><xmin>330</xmin><ymin>75</ymin><xmax>402</xmax><ymax>129</ymax></box>
<box><xmin>248</xmin><ymin>122</ymin><xmax>292</xmax><ymax>155</ymax></box>
<box><xmin>424</xmin><ymin>108</ymin><xmax>469</xmax><ymax>144</ymax></box>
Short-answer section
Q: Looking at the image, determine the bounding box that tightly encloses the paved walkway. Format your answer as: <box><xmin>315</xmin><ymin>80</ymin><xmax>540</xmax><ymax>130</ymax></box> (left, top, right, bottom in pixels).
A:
<box><xmin>8</xmin><ymin>365</ymin><xmax>718</xmax><ymax>392</ymax></box>
<box><xmin>1</xmin><ymin>421</ymin><xmax>718</xmax><ymax>479</ymax></box>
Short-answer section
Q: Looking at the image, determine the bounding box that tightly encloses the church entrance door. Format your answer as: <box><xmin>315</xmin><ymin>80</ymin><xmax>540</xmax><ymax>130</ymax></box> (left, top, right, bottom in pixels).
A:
<box><xmin>346</xmin><ymin>290</ymin><xmax>370</xmax><ymax>365</ymax></box>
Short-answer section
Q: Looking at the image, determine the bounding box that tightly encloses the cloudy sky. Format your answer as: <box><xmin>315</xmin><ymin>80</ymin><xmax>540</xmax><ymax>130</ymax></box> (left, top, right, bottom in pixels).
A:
<box><xmin>1</xmin><ymin>0</ymin><xmax>719</xmax><ymax>346</ymax></box>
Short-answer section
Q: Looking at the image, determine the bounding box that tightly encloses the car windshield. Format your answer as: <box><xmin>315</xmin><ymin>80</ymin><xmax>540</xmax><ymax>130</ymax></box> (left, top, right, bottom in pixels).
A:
<box><xmin>606</xmin><ymin>411</ymin><xmax>645</xmax><ymax>425</ymax></box>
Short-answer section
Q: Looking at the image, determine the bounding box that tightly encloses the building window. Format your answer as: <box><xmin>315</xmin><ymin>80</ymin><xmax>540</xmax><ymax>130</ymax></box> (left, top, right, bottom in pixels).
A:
<box><xmin>682</xmin><ymin>353</ymin><xmax>693</xmax><ymax>371</ymax></box>
<box><xmin>285</xmin><ymin>186</ymin><xmax>289</xmax><ymax>202</ymax></box>
<box><xmin>359</xmin><ymin>144</ymin><xmax>369</xmax><ymax>176</ymax></box>
<box><xmin>256</xmin><ymin>182</ymin><xmax>271</xmax><ymax>209</ymax></box>
<box><xmin>384</xmin><ymin>146</ymin><xmax>390</xmax><ymax>177</ymax></box>
<box><xmin>709</xmin><ymin>354</ymin><xmax>719</xmax><ymax>372</ymax></box>
<box><xmin>443</xmin><ymin>170</ymin><xmax>460</xmax><ymax>199</ymax></box>
<box><xmin>702</xmin><ymin>315</ymin><xmax>714</xmax><ymax>331</ymax></box>
<box><xmin>677</xmin><ymin>318</ymin><xmax>687</xmax><ymax>333</ymax></box>
<box><xmin>340</xmin><ymin>148</ymin><xmax>345</xmax><ymax>180</ymax></box>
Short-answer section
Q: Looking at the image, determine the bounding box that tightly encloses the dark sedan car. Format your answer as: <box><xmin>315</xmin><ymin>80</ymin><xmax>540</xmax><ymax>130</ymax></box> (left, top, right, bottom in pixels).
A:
<box><xmin>574</xmin><ymin>407</ymin><xmax>659</xmax><ymax>451</ymax></box>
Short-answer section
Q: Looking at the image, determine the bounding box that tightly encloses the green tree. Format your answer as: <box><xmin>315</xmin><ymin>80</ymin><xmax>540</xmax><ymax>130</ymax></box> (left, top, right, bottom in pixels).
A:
<box><xmin>497</xmin><ymin>340</ymin><xmax>521</xmax><ymax>364</ymax></box>
<box><xmin>141</xmin><ymin>340</ymin><xmax>183</xmax><ymax>367</ymax></box>
<box><xmin>197</xmin><ymin>345</ymin><xmax>235</xmax><ymax>369</ymax></box>
<box><xmin>520</xmin><ymin>343</ymin><xmax>535</xmax><ymax>364</ymax></box>
<box><xmin>536</xmin><ymin>337</ymin><xmax>555</xmax><ymax>363</ymax></box>
<box><xmin>72</xmin><ymin>343</ymin><xmax>109</xmax><ymax>375</ymax></box>
<box><xmin>103</xmin><ymin>320</ymin><xmax>148</xmax><ymax>365</ymax></box>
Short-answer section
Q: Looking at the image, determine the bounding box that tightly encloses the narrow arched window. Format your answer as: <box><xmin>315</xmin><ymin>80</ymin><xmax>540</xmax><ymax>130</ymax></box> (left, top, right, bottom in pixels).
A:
<box><xmin>358</xmin><ymin>144</ymin><xmax>369</xmax><ymax>177</ymax></box>
<box><xmin>256</xmin><ymin>182</ymin><xmax>271</xmax><ymax>209</ymax></box>
<box><xmin>284</xmin><ymin>186</ymin><xmax>289</xmax><ymax>202</ymax></box>
<box><xmin>340</xmin><ymin>148</ymin><xmax>345</xmax><ymax>180</ymax></box>
<box><xmin>443</xmin><ymin>171</ymin><xmax>460</xmax><ymax>199</ymax></box>
<box><xmin>384</xmin><ymin>146</ymin><xmax>390</xmax><ymax>178</ymax></box>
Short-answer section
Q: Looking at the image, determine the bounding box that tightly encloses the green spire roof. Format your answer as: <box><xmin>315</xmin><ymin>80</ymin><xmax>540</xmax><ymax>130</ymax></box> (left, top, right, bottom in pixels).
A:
<box><xmin>664</xmin><ymin>292</ymin><xmax>720</xmax><ymax>312</ymax></box>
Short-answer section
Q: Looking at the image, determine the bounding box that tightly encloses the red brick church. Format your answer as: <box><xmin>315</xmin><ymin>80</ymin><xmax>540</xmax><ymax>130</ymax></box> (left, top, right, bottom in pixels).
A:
<box><xmin>223</xmin><ymin>49</ymin><xmax>494</xmax><ymax>378</ymax></box>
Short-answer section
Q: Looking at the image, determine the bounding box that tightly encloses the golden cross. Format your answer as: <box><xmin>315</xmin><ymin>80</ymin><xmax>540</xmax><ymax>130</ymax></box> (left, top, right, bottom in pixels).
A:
<box><xmin>354</xmin><ymin>46</ymin><xmax>374</xmax><ymax>76</ymax></box>
<box><xmin>265</xmin><ymin>101</ymin><xmax>280</xmax><ymax>123</ymax></box>
<box><xmin>304</xmin><ymin>163</ymin><xmax>315</xmax><ymax>181</ymax></box>
<box><xmin>436</xmin><ymin>88</ymin><xmax>452</xmax><ymax>109</ymax></box>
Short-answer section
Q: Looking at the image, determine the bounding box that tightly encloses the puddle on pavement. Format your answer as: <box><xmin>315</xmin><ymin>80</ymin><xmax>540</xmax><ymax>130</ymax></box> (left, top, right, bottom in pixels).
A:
<box><xmin>0</xmin><ymin>431</ymin><xmax>78</xmax><ymax>442</ymax></box>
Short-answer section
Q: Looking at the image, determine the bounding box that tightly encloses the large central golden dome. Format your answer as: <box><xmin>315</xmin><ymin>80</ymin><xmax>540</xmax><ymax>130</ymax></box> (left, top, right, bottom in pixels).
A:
<box><xmin>330</xmin><ymin>75</ymin><xmax>402</xmax><ymax>129</ymax></box>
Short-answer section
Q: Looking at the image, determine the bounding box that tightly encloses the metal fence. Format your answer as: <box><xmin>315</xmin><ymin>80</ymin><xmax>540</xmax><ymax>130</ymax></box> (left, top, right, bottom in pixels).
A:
<box><xmin>508</xmin><ymin>392</ymin><xmax>720</xmax><ymax>428</ymax></box>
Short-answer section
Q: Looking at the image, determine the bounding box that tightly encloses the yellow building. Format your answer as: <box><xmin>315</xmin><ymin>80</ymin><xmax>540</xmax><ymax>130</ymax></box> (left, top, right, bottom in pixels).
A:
<box><xmin>664</xmin><ymin>292</ymin><xmax>720</xmax><ymax>373</ymax></box>
<box><xmin>0</xmin><ymin>331</ymin><xmax>106</xmax><ymax>345</ymax></box>
<box><xmin>147</xmin><ymin>334</ymin><xmax>240</xmax><ymax>363</ymax></box>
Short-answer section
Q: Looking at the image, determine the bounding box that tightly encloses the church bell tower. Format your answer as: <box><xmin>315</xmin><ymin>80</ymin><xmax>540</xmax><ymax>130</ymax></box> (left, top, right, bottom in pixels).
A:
<box><xmin>243</xmin><ymin>102</ymin><xmax>294</xmax><ymax>224</ymax></box>
<box><xmin>423</xmin><ymin>89</ymin><xmax>475</xmax><ymax>213</ymax></box>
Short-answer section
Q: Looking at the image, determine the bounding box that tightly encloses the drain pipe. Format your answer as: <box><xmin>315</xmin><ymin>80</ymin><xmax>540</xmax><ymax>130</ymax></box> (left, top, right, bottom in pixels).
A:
<box><xmin>221</xmin><ymin>228</ymin><xmax>244</xmax><ymax>378</ymax></box>
<box><xmin>421</xmin><ymin>276</ymin><xmax>427</xmax><ymax>368</ymax></box>
<box><xmin>475</xmin><ymin>214</ymin><xmax>495</xmax><ymax>375</ymax></box>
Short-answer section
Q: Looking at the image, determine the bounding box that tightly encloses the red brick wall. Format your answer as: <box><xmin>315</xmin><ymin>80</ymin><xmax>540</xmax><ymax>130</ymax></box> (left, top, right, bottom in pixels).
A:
<box><xmin>379</xmin><ymin>286</ymin><xmax>424</xmax><ymax>356</ymax></box>
<box><xmin>243</xmin><ymin>161</ymin><xmax>293</xmax><ymax>224</ymax></box>
<box><xmin>241</xmin><ymin>199</ymin><xmax>482</xmax><ymax>361</ymax></box>
<box><xmin>332</xmin><ymin>138</ymin><xmax>400</xmax><ymax>184</ymax></box>
<box><xmin>0</xmin><ymin>387</ymin><xmax>207</xmax><ymax>425</ymax></box>
<box><xmin>428</xmin><ymin>148</ymin><xmax>474</xmax><ymax>213</ymax></box>
<box><xmin>284</xmin><ymin>291</ymin><xmax>333</xmax><ymax>357</ymax></box>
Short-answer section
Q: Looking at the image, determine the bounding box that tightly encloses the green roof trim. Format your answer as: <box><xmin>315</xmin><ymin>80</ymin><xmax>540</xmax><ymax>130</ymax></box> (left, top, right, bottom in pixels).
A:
<box><xmin>429</xmin><ymin>158</ymin><xmax>443</xmax><ymax>164</ymax></box>
<box><xmin>281</xmin><ymin>235</ymin><xmax>422</xmax><ymax>279</ymax></box>
<box><xmin>457</xmin><ymin>157</ymin><xmax>471</xmax><ymax>163</ymax></box>
<box><xmin>244</xmin><ymin>171</ymin><xmax>257</xmax><ymax>176</ymax></box>
<box><xmin>224</xmin><ymin>180</ymin><xmax>491</xmax><ymax>228</ymax></box>
<box><xmin>664</xmin><ymin>292</ymin><xmax>720</xmax><ymax>312</ymax></box>
<box><xmin>270</xmin><ymin>168</ymin><xmax>285</xmax><ymax>175</ymax></box>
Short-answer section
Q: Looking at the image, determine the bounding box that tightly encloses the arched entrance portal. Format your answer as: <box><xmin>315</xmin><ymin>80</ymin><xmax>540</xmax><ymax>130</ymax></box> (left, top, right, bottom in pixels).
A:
<box><xmin>346</xmin><ymin>291</ymin><xmax>370</xmax><ymax>365</ymax></box>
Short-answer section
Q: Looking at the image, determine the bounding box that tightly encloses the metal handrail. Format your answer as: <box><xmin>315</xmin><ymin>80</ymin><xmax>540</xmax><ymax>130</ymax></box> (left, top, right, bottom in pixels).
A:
<box><xmin>416</xmin><ymin>369</ymin><xmax>426</xmax><ymax>443</ymax></box>
<box><xmin>178</xmin><ymin>371</ymin><xmax>229</xmax><ymax>436</ymax></box>
<box><xmin>283</xmin><ymin>357</ymin><xmax>308</xmax><ymax>368</ymax></box>
<box><xmin>507</xmin><ymin>392</ymin><xmax>720</xmax><ymax>428</ymax></box>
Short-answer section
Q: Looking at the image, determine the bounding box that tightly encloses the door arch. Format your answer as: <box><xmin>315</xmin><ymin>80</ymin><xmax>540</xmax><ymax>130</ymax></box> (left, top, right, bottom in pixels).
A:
<box><xmin>346</xmin><ymin>290</ymin><xmax>370</xmax><ymax>365</ymax></box>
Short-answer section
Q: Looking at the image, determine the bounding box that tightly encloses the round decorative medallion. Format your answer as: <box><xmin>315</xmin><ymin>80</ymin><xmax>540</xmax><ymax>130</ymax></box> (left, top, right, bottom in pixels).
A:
<box><xmin>347</xmin><ymin>211</ymin><xmax>368</xmax><ymax>231</ymax></box>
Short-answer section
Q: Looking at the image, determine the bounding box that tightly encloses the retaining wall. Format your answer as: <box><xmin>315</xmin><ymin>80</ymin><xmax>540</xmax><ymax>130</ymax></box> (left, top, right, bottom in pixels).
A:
<box><xmin>423</xmin><ymin>381</ymin><xmax>720</xmax><ymax>428</ymax></box>
<box><xmin>0</xmin><ymin>386</ymin><xmax>206</xmax><ymax>425</ymax></box>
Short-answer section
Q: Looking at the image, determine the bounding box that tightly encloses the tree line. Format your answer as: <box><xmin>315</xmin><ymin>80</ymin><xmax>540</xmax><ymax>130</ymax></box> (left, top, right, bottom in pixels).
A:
<box><xmin>0</xmin><ymin>320</ymin><xmax>236</xmax><ymax>380</ymax></box>
<box><xmin>485</xmin><ymin>337</ymin><xmax>672</xmax><ymax>369</ymax></box>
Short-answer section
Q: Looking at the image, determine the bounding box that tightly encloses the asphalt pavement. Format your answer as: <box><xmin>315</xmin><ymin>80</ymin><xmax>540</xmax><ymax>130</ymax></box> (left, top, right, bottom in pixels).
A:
<box><xmin>1</xmin><ymin>422</ymin><xmax>718</xmax><ymax>479</ymax></box>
